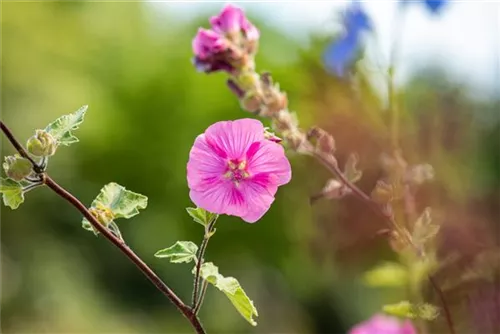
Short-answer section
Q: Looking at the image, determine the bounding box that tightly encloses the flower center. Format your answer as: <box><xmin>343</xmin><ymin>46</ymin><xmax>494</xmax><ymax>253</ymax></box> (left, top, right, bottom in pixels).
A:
<box><xmin>224</xmin><ymin>159</ymin><xmax>249</xmax><ymax>186</ymax></box>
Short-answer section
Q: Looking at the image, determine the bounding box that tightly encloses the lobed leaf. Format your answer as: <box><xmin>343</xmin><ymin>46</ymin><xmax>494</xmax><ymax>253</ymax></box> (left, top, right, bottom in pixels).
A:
<box><xmin>199</xmin><ymin>262</ymin><xmax>258</xmax><ymax>326</ymax></box>
<box><xmin>186</xmin><ymin>207</ymin><xmax>218</xmax><ymax>227</ymax></box>
<box><xmin>154</xmin><ymin>241</ymin><xmax>199</xmax><ymax>263</ymax></box>
<box><xmin>45</xmin><ymin>105</ymin><xmax>87</xmax><ymax>146</ymax></box>
<box><xmin>363</xmin><ymin>262</ymin><xmax>408</xmax><ymax>287</ymax></box>
<box><xmin>0</xmin><ymin>178</ymin><xmax>24</xmax><ymax>209</ymax></box>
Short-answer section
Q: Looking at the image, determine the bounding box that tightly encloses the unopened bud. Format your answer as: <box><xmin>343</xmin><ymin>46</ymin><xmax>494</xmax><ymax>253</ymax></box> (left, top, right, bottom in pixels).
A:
<box><xmin>371</xmin><ymin>180</ymin><xmax>394</xmax><ymax>204</ymax></box>
<box><xmin>406</xmin><ymin>164</ymin><xmax>434</xmax><ymax>185</ymax></box>
<box><xmin>3</xmin><ymin>155</ymin><xmax>32</xmax><ymax>181</ymax></box>
<box><xmin>272</xmin><ymin>110</ymin><xmax>298</xmax><ymax>133</ymax></box>
<box><xmin>89</xmin><ymin>204</ymin><xmax>115</xmax><ymax>227</ymax></box>
<box><xmin>261</xmin><ymin>90</ymin><xmax>288</xmax><ymax>117</ymax></box>
<box><xmin>307</xmin><ymin>127</ymin><xmax>335</xmax><ymax>154</ymax></box>
<box><xmin>240</xmin><ymin>91</ymin><xmax>262</xmax><ymax>113</ymax></box>
<box><xmin>27</xmin><ymin>130</ymin><xmax>57</xmax><ymax>157</ymax></box>
<box><xmin>236</xmin><ymin>71</ymin><xmax>260</xmax><ymax>91</ymax></box>
<box><xmin>284</xmin><ymin>130</ymin><xmax>306</xmax><ymax>152</ymax></box>
<box><xmin>263</xmin><ymin>128</ymin><xmax>282</xmax><ymax>144</ymax></box>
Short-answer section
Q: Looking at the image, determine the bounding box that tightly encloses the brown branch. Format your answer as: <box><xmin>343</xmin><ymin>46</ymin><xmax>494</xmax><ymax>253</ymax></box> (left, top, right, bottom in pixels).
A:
<box><xmin>428</xmin><ymin>275</ymin><xmax>456</xmax><ymax>334</ymax></box>
<box><xmin>0</xmin><ymin>122</ymin><xmax>42</xmax><ymax>173</ymax></box>
<box><xmin>1</xmin><ymin>121</ymin><xmax>205</xmax><ymax>334</ymax></box>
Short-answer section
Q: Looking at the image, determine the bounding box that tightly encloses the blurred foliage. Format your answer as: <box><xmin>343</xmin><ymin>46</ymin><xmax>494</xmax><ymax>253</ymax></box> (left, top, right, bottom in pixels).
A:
<box><xmin>1</xmin><ymin>2</ymin><xmax>499</xmax><ymax>334</ymax></box>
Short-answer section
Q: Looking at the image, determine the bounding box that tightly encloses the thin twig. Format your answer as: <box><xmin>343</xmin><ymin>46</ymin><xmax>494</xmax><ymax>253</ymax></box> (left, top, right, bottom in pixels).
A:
<box><xmin>194</xmin><ymin>280</ymin><xmax>209</xmax><ymax>315</ymax></box>
<box><xmin>428</xmin><ymin>275</ymin><xmax>456</xmax><ymax>334</ymax></box>
<box><xmin>192</xmin><ymin>218</ymin><xmax>217</xmax><ymax>310</ymax></box>
<box><xmin>0</xmin><ymin>122</ymin><xmax>42</xmax><ymax>173</ymax></box>
<box><xmin>1</xmin><ymin>121</ymin><xmax>205</xmax><ymax>334</ymax></box>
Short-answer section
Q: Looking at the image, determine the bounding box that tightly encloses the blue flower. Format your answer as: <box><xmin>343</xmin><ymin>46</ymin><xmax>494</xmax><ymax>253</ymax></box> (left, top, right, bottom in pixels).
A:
<box><xmin>323</xmin><ymin>4</ymin><xmax>371</xmax><ymax>77</ymax></box>
<box><xmin>401</xmin><ymin>0</ymin><xmax>448</xmax><ymax>14</ymax></box>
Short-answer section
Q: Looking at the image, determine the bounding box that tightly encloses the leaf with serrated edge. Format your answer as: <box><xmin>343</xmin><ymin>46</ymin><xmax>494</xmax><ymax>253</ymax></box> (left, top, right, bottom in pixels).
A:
<box><xmin>199</xmin><ymin>262</ymin><xmax>258</xmax><ymax>326</ymax></box>
<box><xmin>81</xmin><ymin>182</ymin><xmax>147</xmax><ymax>233</ymax></box>
<box><xmin>363</xmin><ymin>262</ymin><xmax>408</xmax><ymax>287</ymax></box>
<box><xmin>154</xmin><ymin>241</ymin><xmax>198</xmax><ymax>263</ymax></box>
<box><xmin>0</xmin><ymin>178</ymin><xmax>25</xmax><ymax>209</ymax></box>
<box><xmin>186</xmin><ymin>207</ymin><xmax>218</xmax><ymax>226</ymax></box>
<box><xmin>45</xmin><ymin>105</ymin><xmax>87</xmax><ymax>146</ymax></box>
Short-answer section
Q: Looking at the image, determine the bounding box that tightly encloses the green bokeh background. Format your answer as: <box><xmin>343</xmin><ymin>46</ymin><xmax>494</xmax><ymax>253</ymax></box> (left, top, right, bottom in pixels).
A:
<box><xmin>1</xmin><ymin>2</ymin><xmax>499</xmax><ymax>334</ymax></box>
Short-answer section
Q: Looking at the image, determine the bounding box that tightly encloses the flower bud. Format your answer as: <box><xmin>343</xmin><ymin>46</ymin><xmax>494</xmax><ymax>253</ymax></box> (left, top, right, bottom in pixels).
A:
<box><xmin>26</xmin><ymin>129</ymin><xmax>58</xmax><ymax>157</ymax></box>
<box><xmin>240</xmin><ymin>90</ymin><xmax>262</xmax><ymax>113</ymax></box>
<box><xmin>3</xmin><ymin>155</ymin><xmax>32</xmax><ymax>181</ymax></box>
<box><xmin>371</xmin><ymin>180</ymin><xmax>394</xmax><ymax>204</ymax></box>
<box><xmin>89</xmin><ymin>204</ymin><xmax>115</xmax><ymax>227</ymax></box>
<box><xmin>272</xmin><ymin>110</ymin><xmax>298</xmax><ymax>133</ymax></box>
<box><xmin>307</xmin><ymin>127</ymin><xmax>335</xmax><ymax>154</ymax></box>
<box><xmin>406</xmin><ymin>164</ymin><xmax>434</xmax><ymax>185</ymax></box>
<box><xmin>284</xmin><ymin>130</ymin><xmax>307</xmax><ymax>152</ymax></box>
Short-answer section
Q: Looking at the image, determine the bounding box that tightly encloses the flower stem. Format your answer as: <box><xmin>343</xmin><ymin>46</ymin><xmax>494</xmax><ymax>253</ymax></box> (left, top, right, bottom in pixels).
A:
<box><xmin>0</xmin><ymin>120</ymin><xmax>206</xmax><ymax>334</ymax></box>
<box><xmin>194</xmin><ymin>280</ymin><xmax>209</xmax><ymax>315</ymax></box>
<box><xmin>192</xmin><ymin>218</ymin><xmax>217</xmax><ymax>311</ymax></box>
<box><xmin>428</xmin><ymin>274</ymin><xmax>455</xmax><ymax>334</ymax></box>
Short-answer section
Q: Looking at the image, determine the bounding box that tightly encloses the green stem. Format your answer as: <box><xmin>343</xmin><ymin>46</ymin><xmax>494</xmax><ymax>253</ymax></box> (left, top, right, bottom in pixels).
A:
<box><xmin>194</xmin><ymin>280</ymin><xmax>209</xmax><ymax>315</ymax></box>
<box><xmin>192</xmin><ymin>218</ymin><xmax>217</xmax><ymax>311</ymax></box>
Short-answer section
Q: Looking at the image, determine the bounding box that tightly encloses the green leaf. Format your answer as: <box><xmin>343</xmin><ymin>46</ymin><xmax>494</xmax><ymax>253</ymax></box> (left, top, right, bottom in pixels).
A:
<box><xmin>199</xmin><ymin>262</ymin><xmax>258</xmax><ymax>326</ymax></box>
<box><xmin>0</xmin><ymin>178</ymin><xmax>24</xmax><ymax>209</ymax></box>
<box><xmin>186</xmin><ymin>207</ymin><xmax>218</xmax><ymax>226</ymax></box>
<box><xmin>383</xmin><ymin>301</ymin><xmax>439</xmax><ymax>321</ymax></box>
<box><xmin>155</xmin><ymin>241</ymin><xmax>198</xmax><ymax>263</ymax></box>
<box><xmin>344</xmin><ymin>153</ymin><xmax>362</xmax><ymax>183</ymax></box>
<box><xmin>82</xmin><ymin>182</ymin><xmax>148</xmax><ymax>233</ymax></box>
<box><xmin>45</xmin><ymin>105</ymin><xmax>87</xmax><ymax>146</ymax></box>
<box><xmin>363</xmin><ymin>262</ymin><xmax>408</xmax><ymax>287</ymax></box>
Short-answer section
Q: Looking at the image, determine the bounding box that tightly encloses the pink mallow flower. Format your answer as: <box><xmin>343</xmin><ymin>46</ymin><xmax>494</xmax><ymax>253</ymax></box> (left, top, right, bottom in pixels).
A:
<box><xmin>209</xmin><ymin>4</ymin><xmax>260</xmax><ymax>41</ymax></box>
<box><xmin>187</xmin><ymin>119</ymin><xmax>291</xmax><ymax>223</ymax></box>
<box><xmin>349</xmin><ymin>314</ymin><xmax>416</xmax><ymax>334</ymax></box>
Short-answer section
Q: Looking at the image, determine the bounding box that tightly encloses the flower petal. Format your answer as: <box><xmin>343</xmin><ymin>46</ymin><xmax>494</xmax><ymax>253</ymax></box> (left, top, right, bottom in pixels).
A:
<box><xmin>204</xmin><ymin>118</ymin><xmax>265</xmax><ymax>160</ymax></box>
<box><xmin>247</xmin><ymin>140</ymin><xmax>292</xmax><ymax>186</ymax></box>
<box><xmin>187</xmin><ymin>133</ymin><xmax>226</xmax><ymax>191</ymax></box>
<box><xmin>189</xmin><ymin>182</ymin><xmax>247</xmax><ymax>218</ymax></box>
<box><xmin>239</xmin><ymin>179</ymin><xmax>276</xmax><ymax>223</ymax></box>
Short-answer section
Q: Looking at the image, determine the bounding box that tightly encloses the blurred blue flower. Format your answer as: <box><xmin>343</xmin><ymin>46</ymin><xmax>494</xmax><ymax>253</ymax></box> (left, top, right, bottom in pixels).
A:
<box><xmin>401</xmin><ymin>0</ymin><xmax>448</xmax><ymax>14</ymax></box>
<box><xmin>323</xmin><ymin>3</ymin><xmax>371</xmax><ymax>77</ymax></box>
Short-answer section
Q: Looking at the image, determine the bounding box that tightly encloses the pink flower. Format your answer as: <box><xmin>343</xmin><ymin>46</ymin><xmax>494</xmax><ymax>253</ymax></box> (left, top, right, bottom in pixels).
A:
<box><xmin>209</xmin><ymin>4</ymin><xmax>260</xmax><ymax>41</ymax></box>
<box><xmin>192</xmin><ymin>28</ymin><xmax>228</xmax><ymax>60</ymax></box>
<box><xmin>349</xmin><ymin>314</ymin><xmax>416</xmax><ymax>334</ymax></box>
<box><xmin>187</xmin><ymin>119</ymin><xmax>291</xmax><ymax>223</ymax></box>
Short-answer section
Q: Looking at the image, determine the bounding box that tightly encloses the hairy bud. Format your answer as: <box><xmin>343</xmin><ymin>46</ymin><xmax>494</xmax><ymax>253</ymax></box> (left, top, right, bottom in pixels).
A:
<box><xmin>3</xmin><ymin>155</ymin><xmax>32</xmax><ymax>181</ymax></box>
<box><xmin>27</xmin><ymin>129</ymin><xmax>58</xmax><ymax>157</ymax></box>
<box><xmin>240</xmin><ymin>90</ymin><xmax>262</xmax><ymax>113</ymax></box>
<box><xmin>307</xmin><ymin>127</ymin><xmax>336</xmax><ymax>154</ymax></box>
<box><xmin>272</xmin><ymin>110</ymin><xmax>298</xmax><ymax>133</ymax></box>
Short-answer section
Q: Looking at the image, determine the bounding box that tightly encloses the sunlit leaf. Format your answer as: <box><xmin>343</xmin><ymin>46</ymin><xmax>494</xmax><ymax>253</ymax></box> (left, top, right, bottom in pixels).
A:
<box><xmin>412</xmin><ymin>208</ymin><xmax>440</xmax><ymax>249</ymax></box>
<box><xmin>155</xmin><ymin>241</ymin><xmax>198</xmax><ymax>263</ymax></box>
<box><xmin>0</xmin><ymin>178</ymin><xmax>24</xmax><ymax>209</ymax></box>
<box><xmin>199</xmin><ymin>262</ymin><xmax>258</xmax><ymax>326</ymax></box>
<box><xmin>363</xmin><ymin>262</ymin><xmax>408</xmax><ymax>287</ymax></box>
<box><xmin>186</xmin><ymin>207</ymin><xmax>218</xmax><ymax>227</ymax></box>
<box><xmin>82</xmin><ymin>182</ymin><xmax>147</xmax><ymax>233</ymax></box>
<box><xmin>45</xmin><ymin>105</ymin><xmax>87</xmax><ymax>146</ymax></box>
<box><xmin>383</xmin><ymin>301</ymin><xmax>439</xmax><ymax>321</ymax></box>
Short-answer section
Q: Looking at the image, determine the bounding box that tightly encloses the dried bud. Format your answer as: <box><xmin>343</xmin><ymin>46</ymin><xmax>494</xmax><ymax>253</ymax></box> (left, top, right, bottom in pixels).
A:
<box><xmin>284</xmin><ymin>130</ymin><xmax>307</xmax><ymax>152</ymax></box>
<box><xmin>240</xmin><ymin>90</ymin><xmax>262</xmax><ymax>113</ymax></box>
<box><xmin>307</xmin><ymin>127</ymin><xmax>335</xmax><ymax>154</ymax></box>
<box><xmin>26</xmin><ymin>129</ymin><xmax>58</xmax><ymax>157</ymax></box>
<box><xmin>3</xmin><ymin>155</ymin><xmax>32</xmax><ymax>182</ymax></box>
<box><xmin>260</xmin><ymin>90</ymin><xmax>288</xmax><ymax>117</ymax></box>
<box><xmin>310</xmin><ymin>179</ymin><xmax>350</xmax><ymax>203</ymax></box>
<box><xmin>89</xmin><ymin>204</ymin><xmax>115</xmax><ymax>227</ymax></box>
<box><xmin>272</xmin><ymin>110</ymin><xmax>298</xmax><ymax>133</ymax></box>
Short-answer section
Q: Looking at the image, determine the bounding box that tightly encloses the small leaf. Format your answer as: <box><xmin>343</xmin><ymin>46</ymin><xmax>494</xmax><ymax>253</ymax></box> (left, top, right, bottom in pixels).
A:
<box><xmin>45</xmin><ymin>105</ymin><xmax>87</xmax><ymax>146</ymax></box>
<box><xmin>199</xmin><ymin>262</ymin><xmax>258</xmax><ymax>326</ymax></box>
<box><xmin>186</xmin><ymin>207</ymin><xmax>218</xmax><ymax>226</ymax></box>
<box><xmin>344</xmin><ymin>153</ymin><xmax>362</xmax><ymax>183</ymax></box>
<box><xmin>155</xmin><ymin>241</ymin><xmax>198</xmax><ymax>263</ymax></box>
<box><xmin>0</xmin><ymin>178</ymin><xmax>24</xmax><ymax>209</ymax></box>
<box><xmin>412</xmin><ymin>208</ymin><xmax>440</xmax><ymax>249</ymax></box>
<box><xmin>82</xmin><ymin>182</ymin><xmax>147</xmax><ymax>233</ymax></box>
<box><xmin>363</xmin><ymin>262</ymin><xmax>408</xmax><ymax>287</ymax></box>
<box><xmin>383</xmin><ymin>301</ymin><xmax>439</xmax><ymax>321</ymax></box>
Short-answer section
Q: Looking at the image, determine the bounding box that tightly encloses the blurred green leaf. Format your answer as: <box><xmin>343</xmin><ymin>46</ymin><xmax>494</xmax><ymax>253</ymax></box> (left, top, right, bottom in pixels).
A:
<box><xmin>383</xmin><ymin>301</ymin><xmax>439</xmax><ymax>321</ymax></box>
<box><xmin>45</xmin><ymin>105</ymin><xmax>87</xmax><ymax>146</ymax></box>
<box><xmin>0</xmin><ymin>178</ymin><xmax>24</xmax><ymax>209</ymax></box>
<box><xmin>154</xmin><ymin>241</ymin><xmax>198</xmax><ymax>263</ymax></box>
<box><xmin>82</xmin><ymin>183</ymin><xmax>147</xmax><ymax>233</ymax></box>
<box><xmin>363</xmin><ymin>262</ymin><xmax>408</xmax><ymax>287</ymax></box>
<box><xmin>199</xmin><ymin>262</ymin><xmax>258</xmax><ymax>326</ymax></box>
<box><xmin>186</xmin><ymin>207</ymin><xmax>218</xmax><ymax>227</ymax></box>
